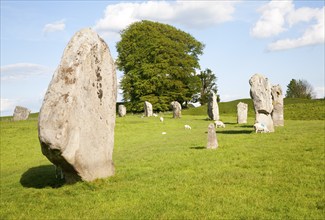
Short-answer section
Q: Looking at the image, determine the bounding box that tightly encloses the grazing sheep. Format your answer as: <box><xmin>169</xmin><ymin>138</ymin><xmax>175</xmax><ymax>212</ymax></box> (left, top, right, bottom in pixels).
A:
<box><xmin>162</xmin><ymin>132</ymin><xmax>167</xmax><ymax>135</ymax></box>
<box><xmin>160</xmin><ymin>117</ymin><xmax>164</xmax><ymax>122</ymax></box>
<box><xmin>214</xmin><ymin>120</ymin><xmax>226</xmax><ymax>128</ymax></box>
<box><xmin>153</xmin><ymin>113</ymin><xmax>158</xmax><ymax>117</ymax></box>
<box><xmin>253</xmin><ymin>122</ymin><xmax>270</xmax><ymax>133</ymax></box>
<box><xmin>184</xmin><ymin>124</ymin><xmax>192</xmax><ymax>130</ymax></box>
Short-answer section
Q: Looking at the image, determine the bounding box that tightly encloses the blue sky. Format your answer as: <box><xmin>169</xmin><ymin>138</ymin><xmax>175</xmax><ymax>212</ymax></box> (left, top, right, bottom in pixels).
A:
<box><xmin>1</xmin><ymin>0</ymin><xmax>324</xmax><ymax>116</ymax></box>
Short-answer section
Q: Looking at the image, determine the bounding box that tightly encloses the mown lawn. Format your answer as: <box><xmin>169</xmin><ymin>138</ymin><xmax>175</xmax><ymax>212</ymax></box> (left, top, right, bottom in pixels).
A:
<box><xmin>0</xmin><ymin>111</ymin><xmax>324</xmax><ymax>219</ymax></box>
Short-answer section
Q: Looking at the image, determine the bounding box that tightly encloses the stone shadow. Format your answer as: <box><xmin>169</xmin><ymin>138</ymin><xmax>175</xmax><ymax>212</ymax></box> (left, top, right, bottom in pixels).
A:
<box><xmin>216</xmin><ymin>130</ymin><xmax>253</xmax><ymax>135</ymax></box>
<box><xmin>189</xmin><ymin>146</ymin><xmax>206</xmax><ymax>150</ymax></box>
<box><xmin>20</xmin><ymin>165</ymin><xmax>65</xmax><ymax>189</ymax></box>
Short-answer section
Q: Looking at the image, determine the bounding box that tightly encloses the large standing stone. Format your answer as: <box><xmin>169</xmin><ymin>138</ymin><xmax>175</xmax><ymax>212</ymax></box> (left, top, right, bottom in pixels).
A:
<box><xmin>207</xmin><ymin>123</ymin><xmax>218</xmax><ymax>149</ymax></box>
<box><xmin>38</xmin><ymin>28</ymin><xmax>117</xmax><ymax>183</ymax></box>
<box><xmin>237</xmin><ymin>102</ymin><xmax>248</xmax><ymax>124</ymax></box>
<box><xmin>144</xmin><ymin>101</ymin><xmax>153</xmax><ymax>117</ymax></box>
<box><xmin>249</xmin><ymin>74</ymin><xmax>274</xmax><ymax>132</ymax></box>
<box><xmin>271</xmin><ymin>85</ymin><xmax>284</xmax><ymax>126</ymax></box>
<box><xmin>207</xmin><ymin>91</ymin><xmax>219</xmax><ymax>121</ymax></box>
<box><xmin>170</xmin><ymin>101</ymin><xmax>182</xmax><ymax>118</ymax></box>
<box><xmin>118</xmin><ymin>104</ymin><xmax>126</xmax><ymax>117</ymax></box>
<box><xmin>13</xmin><ymin>106</ymin><xmax>31</xmax><ymax>121</ymax></box>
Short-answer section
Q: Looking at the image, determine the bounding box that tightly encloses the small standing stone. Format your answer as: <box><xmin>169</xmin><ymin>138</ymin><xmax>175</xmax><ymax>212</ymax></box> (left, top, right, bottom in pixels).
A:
<box><xmin>207</xmin><ymin>91</ymin><xmax>219</xmax><ymax>121</ymax></box>
<box><xmin>207</xmin><ymin>123</ymin><xmax>218</xmax><ymax>149</ymax></box>
<box><xmin>13</xmin><ymin>106</ymin><xmax>31</xmax><ymax>121</ymax></box>
<box><xmin>271</xmin><ymin>85</ymin><xmax>284</xmax><ymax>126</ymax></box>
<box><xmin>144</xmin><ymin>101</ymin><xmax>153</xmax><ymax>117</ymax></box>
<box><xmin>118</xmin><ymin>104</ymin><xmax>126</xmax><ymax>117</ymax></box>
<box><xmin>170</xmin><ymin>101</ymin><xmax>182</xmax><ymax>118</ymax></box>
<box><xmin>237</xmin><ymin>102</ymin><xmax>248</xmax><ymax>124</ymax></box>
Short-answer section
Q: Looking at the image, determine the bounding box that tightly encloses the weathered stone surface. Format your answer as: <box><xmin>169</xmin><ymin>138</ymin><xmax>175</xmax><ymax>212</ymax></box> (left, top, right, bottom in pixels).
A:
<box><xmin>118</xmin><ymin>105</ymin><xmax>126</xmax><ymax>117</ymax></box>
<box><xmin>271</xmin><ymin>85</ymin><xmax>284</xmax><ymax>126</ymax></box>
<box><xmin>237</xmin><ymin>102</ymin><xmax>248</xmax><ymax>124</ymax></box>
<box><xmin>207</xmin><ymin>91</ymin><xmax>219</xmax><ymax>121</ymax></box>
<box><xmin>170</xmin><ymin>101</ymin><xmax>182</xmax><ymax>118</ymax></box>
<box><xmin>13</xmin><ymin>106</ymin><xmax>31</xmax><ymax>121</ymax></box>
<box><xmin>144</xmin><ymin>101</ymin><xmax>153</xmax><ymax>117</ymax></box>
<box><xmin>38</xmin><ymin>28</ymin><xmax>117</xmax><ymax>183</ymax></box>
<box><xmin>207</xmin><ymin>123</ymin><xmax>218</xmax><ymax>149</ymax></box>
<box><xmin>249</xmin><ymin>74</ymin><xmax>274</xmax><ymax>132</ymax></box>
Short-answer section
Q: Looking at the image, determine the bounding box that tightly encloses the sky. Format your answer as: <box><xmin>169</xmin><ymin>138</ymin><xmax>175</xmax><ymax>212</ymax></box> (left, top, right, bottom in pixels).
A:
<box><xmin>1</xmin><ymin>0</ymin><xmax>324</xmax><ymax>116</ymax></box>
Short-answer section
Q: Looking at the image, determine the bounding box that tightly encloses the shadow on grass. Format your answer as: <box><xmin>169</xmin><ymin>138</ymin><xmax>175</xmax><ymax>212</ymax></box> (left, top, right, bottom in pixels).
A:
<box><xmin>20</xmin><ymin>165</ymin><xmax>65</xmax><ymax>189</ymax></box>
<box><xmin>238</xmin><ymin>125</ymin><xmax>253</xmax><ymax>128</ymax></box>
<box><xmin>189</xmin><ymin>146</ymin><xmax>206</xmax><ymax>150</ymax></box>
<box><xmin>216</xmin><ymin>130</ymin><xmax>253</xmax><ymax>135</ymax></box>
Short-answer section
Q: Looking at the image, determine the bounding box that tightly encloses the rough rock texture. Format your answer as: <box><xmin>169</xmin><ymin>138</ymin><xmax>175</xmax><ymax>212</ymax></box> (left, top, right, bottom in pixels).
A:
<box><xmin>237</xmin><ymin>102</ymin><xmax>248</xmax><ymax>124</ymax></box>
<box><xmin>144</xmin><ymin>101</ymin><xmax>153</xmax><ymax>117</ymax></box>
<box><xmin>207</xmin><ymin>92</ymin><xmax>219</xmax><ymax>121</ymax></box>
<box><xmin>207</xmin><ymin>123</ymin><xmax>218</xmax><ymax>149</ymax></box>
<box><xmin>118</xmin><ymin>105</ymin><xmax>126</xmax><ymax>117</ymax></box>
<box><xmin>170</xmin><ymin>101</ymin><xmax>182</xmax><ymax>118</ymax></box>
<box><xmin>271</xmin><ymin>85</ymin><xmax>284</xmax><ymax>126</ymax></box>
<box><xmin>13</xmin><ymin>106</ymin><xmax>31</xmax><ymax>121</ymax></box>
<box><xmin>38</xmin><ymin>28</ymin><xmax>117</xmax><ymax>183</ymax></box>
<box><xmin>249</xmin><ymin>74</ymin><xmax>274</xmax><ymax>132</ymax></box>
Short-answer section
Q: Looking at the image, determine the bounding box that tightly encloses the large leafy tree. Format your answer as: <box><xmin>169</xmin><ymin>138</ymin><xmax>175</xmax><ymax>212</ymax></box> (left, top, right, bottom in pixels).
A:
<box><xmin>197</xmin><ymin>68</ymin><xmax>218</xmax><ymax>104</ymax></box>
<box><xmin>116</xmin><ymin>20</ymin><xmax>204</xmax><ymax>112</ymax></box>
<box><xmin>286</xmin><ymin>79</ymin><xmax>315</xmax><ymax>99</ymax></box>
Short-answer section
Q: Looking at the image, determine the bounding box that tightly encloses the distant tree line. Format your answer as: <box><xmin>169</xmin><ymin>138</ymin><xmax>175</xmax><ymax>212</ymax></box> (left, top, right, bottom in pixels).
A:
<box><xmin>286</xmin><ymin>79</ymin><xmax>315</xmax><ymax>99</ymax></box>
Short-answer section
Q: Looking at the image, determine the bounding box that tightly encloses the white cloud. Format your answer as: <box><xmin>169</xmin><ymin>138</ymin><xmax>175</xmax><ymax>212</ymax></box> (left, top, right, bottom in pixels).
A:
<box><xmin>94</xmin><ymin>1</ymin><xmax>238</xmax><ymax>38</ymax></box>
<box><xmin>0</xmin><ymin>63</ymin><xmax>52</xmax><ymax>81</ymax></box>
<box><xmin>43</xmin><ymin>19</ymin><xmax>66</xmax><ymax>34</ymax></box>
<box><xmin>251</xmin><ymin>0</ymin><xmax>325</xmax><ymax>51</ymax></box>
<box><xmin>315</xmin><ymin>87</ymin><xmax>325</xmax><ymax>99</ymax></box>
<box><xmin>0</xmin><ymin>98</ymin><xmax>16</xmax><ymax>115</ymax></box>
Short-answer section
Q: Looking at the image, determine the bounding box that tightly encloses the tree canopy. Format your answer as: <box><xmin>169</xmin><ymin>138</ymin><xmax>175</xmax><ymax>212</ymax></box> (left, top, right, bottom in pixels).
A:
<box><xmin>116</xmin><ymin>20</ymin><xmax>204</xmax><ymax>112</ymax></box>
<box><xmin>197</xmin><ymin>68</ymin><xmax>218</xmax><ymax>104</ymax></box>
<box><xmin>286</xmin><ymin>79</ymin><xmax>315</xmax><ymax>99</ymax></box>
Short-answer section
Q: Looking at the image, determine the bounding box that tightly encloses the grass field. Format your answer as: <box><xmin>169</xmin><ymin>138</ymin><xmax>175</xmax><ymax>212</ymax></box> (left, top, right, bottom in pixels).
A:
<box><xmin>1</xmin><ymin>99</ymin><xmax>324</xmax><ymax>219</ymax></box>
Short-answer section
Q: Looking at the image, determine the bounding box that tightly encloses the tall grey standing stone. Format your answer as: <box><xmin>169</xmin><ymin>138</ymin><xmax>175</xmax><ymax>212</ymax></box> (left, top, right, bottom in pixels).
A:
<box><xmin>249</xmin><ymin>74</ymin><xmax>274</xmax><ymax>132</ymax></box>
<box><xmin>237</xmin><ymin>102</ymin><xmax>248</xmax><ymax>124</ymax></box>
<box><xmin>271</xmin><ymin>85</ymin><xmax>284</xmax><ymax>126</ymax></box>
<box><xmin>207</xmin><ymin>123</ymin><xmax>218</xmax><ymax>149</ymax></box>
<box><xmin>144</xmin><ymin>101</ymin><xmax>153</xmax><ymax>117</ymax></box>
<box><xmin>207</xmin><ymin>91</ymin><xmax>219</xmax><ymax>121</ymax></box>
<box><xmin>13</xmin><ymin>106</ymin><xmax>31</xmax><ymax>121</ymax></box>
<box><xmin>38</xmin><ymin>28</ymin><xmax>117</xmax><ymax>183</ymax></box>
<box><xmin>170</xmin><ymin>101</ymin><xmax>182</xmax><ymax>118</ymax></box>
<box><xmin>118</xmin><ymin>105</ymin><xmax>126</xmax><ymax>117</ymax></box>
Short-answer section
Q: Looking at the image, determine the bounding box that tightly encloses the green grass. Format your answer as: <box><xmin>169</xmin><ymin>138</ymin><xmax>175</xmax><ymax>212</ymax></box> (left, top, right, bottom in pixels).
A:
<box><xmin>1</xmin><ymin>99</ymin><xmax>324</xmax><ymax>219</ymax></box>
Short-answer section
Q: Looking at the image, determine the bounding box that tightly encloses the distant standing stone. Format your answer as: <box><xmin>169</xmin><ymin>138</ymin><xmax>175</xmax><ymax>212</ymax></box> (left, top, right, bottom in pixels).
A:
<box><xmin>170</xmin><ymin>101</ymin><xmax>182</xmax><ymax>118</ymax></box>
<box><xmin>237</xmin><ymin>102</ymin><xmax>248</xmax><ymax>124</ymax></box>
<box><xmin>38</xmin><ymin>28</ymin><xmax>117</xmax><ymax>183</ymax></box>
<box><xmin>207</xmin><ymin>91</ymin><xmax>219</xmax><ymax>121</ymax></box>
<box><xmin>144</xmin><ymin>101</ymin><xmax>153</xmax><ymax>117</ymax></box>
<box><xmin>13</xmin><ymin>106</ymin><xmax>31</xmax><ymax>121</ymax></box>
<box><xmin>207</xmin><ymin>123</ymin><xmax>218</xmax><ymax>149</ymax></box>
<box><xmin>118</xmin><ymin>104</ymin><xmax>126</xmax><ymax>117</ymax></box>
<box><xmin>249</xmin><ymin>74</ymin><xmax>274</xmax><ymax>132</ymax></box>
<box><xmin>271</xmin><ymin>85</ymin><xmax>284</xmax><ymax>126</ymax></box>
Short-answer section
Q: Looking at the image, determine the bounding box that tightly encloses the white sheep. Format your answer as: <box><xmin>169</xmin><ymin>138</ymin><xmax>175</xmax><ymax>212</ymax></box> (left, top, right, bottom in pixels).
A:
<box><xmin>253</xmin><ymin>123</ymin><xmax>270</xmax><ymax>133</ymax></box>
<box><xmin>160</xmin><ymin>117</ymin><xmax>164</xmax><ymax>122</ymax></box>
<box><xmin>184</xmin><ymin>124</ymin><xmax>192</xmax><ymax>130</ymax></box>
<box><xmin>153</xmin><ymin>113</ymin><xmax>158</xmax><ymax>117</ymax></box>
<box><xmin>214</xmin><ymin>120</ymin><xmax>226</xmax><ymax>128</ymax></box>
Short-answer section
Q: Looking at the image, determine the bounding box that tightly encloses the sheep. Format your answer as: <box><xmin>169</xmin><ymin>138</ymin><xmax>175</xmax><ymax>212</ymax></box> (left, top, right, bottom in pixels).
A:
<box><xmin>214</xmin><ymin>120</ymin><xmax>226</xmax><ymax>128</ymax></box>
<box><xmin>162</xmin><ymin>132</ymin><xmax>167</xmax><ymax>135</ymax></box>
<box><xmin>253</xmin><ymin>122</ymin><xmax>270</xmax><ymax>133</ymax></box>
<box><xmin>160</xmin><ymin>117</ymin><xmax>164</xmax><ymax>122</ymax></box>
<box><xmin>184</xmin><ymin>124</ymin><xmax>192</xmax><ymax>130</ymax></box>
<box><xmin>153</xmin><ymin>113</ymin><xmax>158</xmax><ymax>117</ymax></box>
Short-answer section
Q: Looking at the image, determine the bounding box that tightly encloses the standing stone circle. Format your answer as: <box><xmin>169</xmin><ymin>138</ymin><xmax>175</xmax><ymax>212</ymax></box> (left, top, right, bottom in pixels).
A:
<box><xmin>13</xmin><ymin>106</ymin><xmax>31</xmax><ymax>121</ymax></box>
<box><xmin>118</xmin><ymin>104</ymin><xmax>126</xmax><ymax>117</ymax></box>
<box><xmin>237</xmin><ymin>102</ymin><xmax>248</xmax><ymax>124</ymax></box>
<box><xmin>271</xmin><ymin>84</ymin><xmax>284</xmax><ymax>126</ymax></box>
<box><xmin>249</xmin><ymin>74</ymin><xmax>274</xmax><ymax>132</ymax></box>
<box><xmin>207</xmin><ymin>91</ymin><xmax>219</xmax><ymax>121</ymax></box>
<box><xmin>170</xmin><ymin>101</ymin><xmax>182</xmax><ymax>118</ymax></box>
<box><xmin>207</xmin><ymin>123</ymin><xmax>218</xmax><ymax>149</ymax></box>
<box><xmin>144</xmin><ymin>101</ymin><xmax>153</xmax><ymax>117</ymax></box>
<box><xmin>38</xmin><ymin>28</ymin><xmax>117</xmax><ymax>183</ymax></box>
